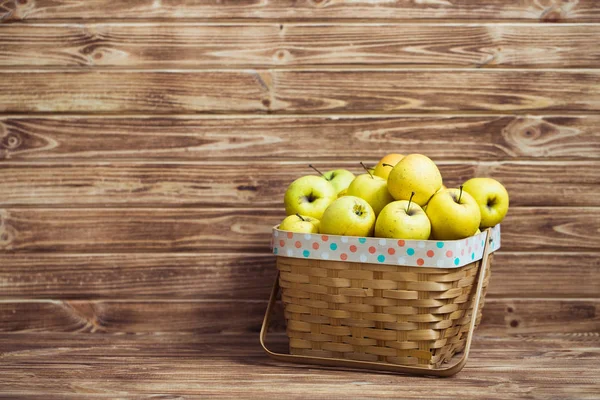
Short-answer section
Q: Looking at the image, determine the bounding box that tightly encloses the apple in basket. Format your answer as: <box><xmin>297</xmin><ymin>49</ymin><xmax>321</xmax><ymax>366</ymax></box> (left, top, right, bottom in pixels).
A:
<box><xmin>426</xmin><ymin>186</ymin><xmax>481</xmax><ymax>240</ymax></box>
<box><xmin>279</xmin><ymin>214</ymin><xmax>320</xmax><ymax>234</ymax></box>
<box><xmin>284</xmin><ymin>175</ymin><xmax>336</xmax><ymax>220</ymax></box>
<box><xmin>388</xmin><ymin>154</ymin><xmax>443</xmax><ymax>207</ymax></box>
<box><xmin>320</xmin><ymin>196</ymin><xmax>376</xmax><ymax>237</ymax></box>
<box><xmin>463</xmin><ymin>177</ymin><xmax>510</xmax><ymax>228</ymax></box>
<box><xmin>345</xmin><ymin>162</ymin><xmax>394</xmax><ymax>216</ymax></box>
<box><xmin>307</xmin><ymin>165</ymin><xmax>356</xmax><ymax>196</ymax></box>
<box><xmin>373</xmin><ymin>153</ymin><xmax>404</xmax><ymax>180</ymax></box>
<box><xmin>375</xmin><ymin>193</ymin><xmax>431</xmax><ymax>240</ymax></box>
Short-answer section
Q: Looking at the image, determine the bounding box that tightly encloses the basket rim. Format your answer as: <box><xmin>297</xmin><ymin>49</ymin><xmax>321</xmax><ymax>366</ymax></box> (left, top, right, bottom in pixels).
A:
<box><xmin>272</xmin><ymin>224</ymin><xmax>500</xmax><ymax>269</ymax></box>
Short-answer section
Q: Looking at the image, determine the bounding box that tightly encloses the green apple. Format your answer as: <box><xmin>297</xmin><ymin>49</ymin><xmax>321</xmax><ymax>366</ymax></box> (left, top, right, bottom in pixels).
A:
<box><xmin>388</xmin><ymin>154</ymin><xmax>443</xmax><ymax>206</ymax></box>
<box><xmin>346</xmin><ymin>173</ymin><xmax>394</xmax><ymax>216</ymax></box>
<box><xmin>373</xmin><ymin>153</ymin><xmax>404</xmax><ymax>180</ymax></box>
<box><xmin>284</xmin><ymin>175</ymin><xmax>336</xmax><ymax>219</ymax></box>
<box><xmin>463</xmin><ymin>177</ymin><xmax>509</xmax><ymax>228</ymax></box>
<box><xmin>375</xmin><ymin>195</ymin><xmax>431</xmax><ymax>240</ymax></box>
<box><xmin>279</xmin><ymin>214</ymin><xmax>320</xmax><ymax>234</ymax></box>
<box><xmin>323</xmin><ymin>169</ymin><xmax>356</xmax><ymax>194</ymax></box>
<box><xmin>426</xmin><ymin>187</ymin><xmax>481</xmax><ymax>240</ymax></box>
<box><xmin>320</xmin><ymin>196</ymin><xmax>375</xmax><ymax>237</ymax></box>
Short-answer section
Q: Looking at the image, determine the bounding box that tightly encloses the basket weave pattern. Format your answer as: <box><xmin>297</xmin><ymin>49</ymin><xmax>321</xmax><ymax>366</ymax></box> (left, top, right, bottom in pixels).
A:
<box><xmin>277</xmin><ymin>254</ymin><xmax>492</xmax><ymax>368</ymax></box>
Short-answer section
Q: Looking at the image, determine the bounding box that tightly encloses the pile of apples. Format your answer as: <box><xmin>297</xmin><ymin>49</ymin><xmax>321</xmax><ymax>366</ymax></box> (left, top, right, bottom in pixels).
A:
<box><xmin>280</xmin><ymin>154</ymin><xmax>509</xmax><ymax>240</ymax></box>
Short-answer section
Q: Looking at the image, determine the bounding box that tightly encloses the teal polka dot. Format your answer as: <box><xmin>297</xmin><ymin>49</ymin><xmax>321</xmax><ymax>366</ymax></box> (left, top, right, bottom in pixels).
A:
<box><xmin>481</xmin><ymin>240</ymin><xmax>485</xmax><ymax>247</ymax></box>
<box><xmin>303</xmin><ymin>250</ymin><xmax>310</xmax><ymax>257</ymax></box>
<box><xmin>358</xmin><ymin>238</ymin><xmax>367</xmax><ymax>244</ymax></box>
<box><xmin>377</xmin><ymin>254</ymin><xmax>385</xmax><ymax>263</ymax></box>
<box><xmin>471</xmin><ymin>252</ymin><xmax>475</xmax><ymax>260</ymax></box>
<box><xmin>273</xmin><ymin>248</ymin><xmax>278</xmax><ymax>255</ymax></box>
<box><xmin>330</xmin><ymin>243</ymin><xmax>338</xmax><ymax>251</ymax></box>
<box><xmin>407</xmin><ymin>248</ymin><xmax>415</xmax><ymax>256</ymax></box>
<box><xmin>436</xmin><ymin>242</ymin><xmax>444</xmax><ymax>249</ymax></box>
<box><xmin>454</xmin><ymin>258</ymin><xmax>460</xmax><ymax>266</ymax></box>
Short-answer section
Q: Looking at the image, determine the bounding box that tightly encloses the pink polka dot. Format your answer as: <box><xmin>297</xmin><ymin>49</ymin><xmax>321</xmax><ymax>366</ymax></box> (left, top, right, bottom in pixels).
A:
<box><xmin>398</xmin><ymin>240</ymin><xmax>405</xmax><ymax>247</ymax></box>
<box><xmin>312</xmin><ymin>242</ymin><xmax>319</xmax><ymax>250</ymax></box>
<box><xmin>417</xmin><ymin>258</ymin><xmax>425</xmax><ymax>266</ymax></box>
<box><xmin>427</xmin><ymin>250</ymin><xmax>434</xmax><ymax>258</ymax></box>
<box><xmin>279</xmin><ymin>240</ymin><xmax>285</xmax><ymax>247</ymax></box>
<box><xmin>340</xmin><ymin>253</ymin><xmax>348</xmax><ymax>261</ymax></box>
<box><xmin>468</xmin><ymin>247</ymin><xmax>472</xmax><ymax>253</ymax></box>
<box><xmin>446</xmin><ymin>250</ymin><xmax>453</xmax><ymax>258</ymax></box>
<box><xmin>295</xmin><ymin>241</ymin><xmax>302</xmax><ymax>248</ymax></box>
<box><xmin>349</xmin><ymin>245</ymin><xmax>357</xmax><ymax>253</ymax></box>
<box><xmin>287</xmin><ymin>232</ymin><xmax>293</xmax><ymax>239</ymax></box>
<box><xmin>321</xmin><ymin>235</ymin><xmax>329</xmax><ymax>241</ymax></box>
<box><xmin>461</xmin><ymin>249</ymin><xmax>465</xmax><ymax>256</ymax></box>
<box><xmin>368</xmin><ymin>246</ymin><xmax>376</xmax><ymax>254</ymax></box>
<box><xmin>388</xmin><ymin>248</ymin><xmax>396</xmax><ymax>255</ymax></box>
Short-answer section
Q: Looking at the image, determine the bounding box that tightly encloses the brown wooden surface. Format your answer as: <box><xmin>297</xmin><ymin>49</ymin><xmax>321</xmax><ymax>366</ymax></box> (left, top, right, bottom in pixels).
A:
<box><xmin>3</xmin><ymin>70</ymin><xmax>600</xmax><ymax>114</ymax></box>
<box><xmin>3</xmin><ymin>23</ymin><xmax>600</xmax><ymax>68</ymax></box>
<box><xmin>1</xmin><ymin>1</ymin><xmax>599</xmax><ymax>398</ymax></box>
<box><xmin>0</xmin><ymin>207</ymin><xmax>598</xmax><ymax>252</ymax></box>
<box><xmin>1</xmin><ymin>161</ymin><xmax>598</xmax><ymax>206</ymax></box>
<box><xmin>2</xmin><ymin>115</ymin><xmax>599</xmax><ymax>161</ymax></box>
<box><xmin>0</xmin><ymin>333</ymin><xmax>596</xmax><ymax>399</ymax></box>
<box><xmin>0</xmin><ymin>252</ymin><xmax>598</xmax><ymax>300</ymax></box>
<box><xmin>3</xmin><ymin>0</ymin><xmax>600</xmax><ymax>21</ymax></box>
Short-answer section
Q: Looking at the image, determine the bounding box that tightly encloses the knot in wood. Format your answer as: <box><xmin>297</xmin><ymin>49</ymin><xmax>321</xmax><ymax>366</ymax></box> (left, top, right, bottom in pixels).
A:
<box><xmin>1</xmin><ymin>133</ymin><xmax>22</xmax><ymax>150</ymax></box>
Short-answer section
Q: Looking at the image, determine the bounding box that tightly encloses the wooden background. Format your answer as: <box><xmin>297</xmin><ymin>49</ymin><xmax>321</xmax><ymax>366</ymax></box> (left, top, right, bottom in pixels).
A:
<box><xmin>1</xmin><ymin>1</ymin><xmax>599</xmax><ymax>398</ymax></box>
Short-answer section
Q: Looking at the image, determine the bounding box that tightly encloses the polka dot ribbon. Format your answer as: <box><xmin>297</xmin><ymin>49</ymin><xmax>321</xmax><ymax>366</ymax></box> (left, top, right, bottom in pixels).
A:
<box><xmin>272</xmin><ymin>225</ymin><xmax>501</xmax><ymax>269</ymax></box>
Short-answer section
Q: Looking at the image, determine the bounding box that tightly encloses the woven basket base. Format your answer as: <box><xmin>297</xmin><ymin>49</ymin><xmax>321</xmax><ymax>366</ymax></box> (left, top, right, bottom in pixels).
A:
<box><xmin>277</xmin><ymin>254</ymin><xmax>491</xmax><ymax>369</ymax></box>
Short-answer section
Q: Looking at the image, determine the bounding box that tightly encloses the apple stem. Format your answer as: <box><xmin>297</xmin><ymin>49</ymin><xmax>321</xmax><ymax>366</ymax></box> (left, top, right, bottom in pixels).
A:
<box><xmin>407</xmin><ymin>192</ymin><xmax>415</xmax><ymax>214</ymax></box>
<box><xmin>296</xmin><ymin>213</ymin><xmax>305</xmax><ymax>221</ymax></box>
<box><xmin>308</xmin><ymin>164</ymin><xmax>326</xmax><ymax>178</ymax></box>
<box><xmin>360</xmin><ymin>162</ymin><xmax>374</xmax><ymax>179</ymax></box>
<box><xmin>382</xmin><ymin>163</ymin><xmax>394</xmax><ymax>168</ymax></box>
<box><xmin>458</xmin><ymin>185</ymin><xmax>464</xmax><ymax>203</ymax></box>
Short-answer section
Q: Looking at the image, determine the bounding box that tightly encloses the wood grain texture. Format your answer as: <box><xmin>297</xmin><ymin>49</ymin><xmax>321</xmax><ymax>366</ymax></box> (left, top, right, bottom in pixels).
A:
<box><xmin>1</xmin><ymin>161</ymin><xmax>598</xmax><ymax>207</ymax></box>
<box><xmin>3</xmin><ymin>23</ymin><xmax>600</xmax><ymax>68</ymax></box>
<box><xmin>0</xmin><ymin>334</ymin><xmax>598</xmax><ymax>399</ymax></box>
<box><xmin>2</xmin><ymin>115</ymin><xmax>598</xmax><ymax>161</ymax></box>
<box><xmin>0</xmin><ymin>299</ymin><xmax>598</xmax><ymax>335</ymax></box>
<box><xmin>3</xmin><ymin>0</ymin><xmax>600</xmax><ymax>21</ymax></box>
<box><xmin>2</xmin><ymin>70</ymin><xmax>599</xmax><ymax>114</ymax></box>
<box><xmin>0</xmin><ymin>252</ymin><xmax>597</xmax><ymax>300</ymax></box>
<box><xmin>0</xmin><ymin>207</ymin><xmax>598</xmax><ymax>253</ymax></box>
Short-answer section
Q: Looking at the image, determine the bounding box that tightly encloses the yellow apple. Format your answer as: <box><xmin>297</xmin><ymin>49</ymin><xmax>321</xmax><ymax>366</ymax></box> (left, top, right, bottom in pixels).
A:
<box><xmin>279</xmin><ymin>214</ymin><xmax>320</xmax><ymax>234</ymax></box>
<box><xmin>346</xmin><ymin>173</ymin><xmax>394</xmax><ymax>216</ymax></box>
<box><xmin>320</xmin><ymin>196</ymin><xmax>375</xmax><ymax>237</ymax></box>
<box><xmin>323</xmin><ymin>169</ymin><xmax>356</xmax><ymax>194</ymax></box>
<box><xmin>388</xmin><ymin>154</ymin><xmax>443</xmax><ymax>206</ymax></box>
<box><xmin>373</xmin><ymin>153</ymin><xmax>404</xmax><ymax>180</ymax></box>
<box><xmin>463</xmin><ymin>177</ymin><xmax>509</xmax><ymax>228</ymax></box>
<box><xmin>426</xmin><ymin>187</ymin><xmax>481</xmax><ymax>240</ymax></box>
<box><xmin>375</xmin><ymin>198</ymin><xmax>430</xmax><ymax>240</ymax></box>
<box><xmin>284</xmin><ymin>175</ymin><xmax>336</xmax><ymax>219</ymax></box>
<box><xmin>337</xmin><ymin>188</ymin><xmax>348</xmax><ymax>198</ymax></box>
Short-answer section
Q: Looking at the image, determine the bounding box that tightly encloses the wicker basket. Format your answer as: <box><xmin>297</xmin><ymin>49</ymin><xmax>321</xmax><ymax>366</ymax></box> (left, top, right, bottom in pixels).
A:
<box><xmin>261</xmin><ymin>227</ymin><xmax>498</xmax><ymax>376</ymax></box>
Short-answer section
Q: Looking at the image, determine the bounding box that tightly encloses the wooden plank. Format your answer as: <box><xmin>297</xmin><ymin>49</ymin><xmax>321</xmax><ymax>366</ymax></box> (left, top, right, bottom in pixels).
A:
<box><xmin>0</xmin><ymin>252</ymin><xmax>597</xmax><ymax>300</ymax></box>
<box><xmin>0</xmin><ymin>333</ymin><xmax>598</xmax><ymax>399</ymax></box>
<box><xmin>2</xmin><ymin>70</ymin><xmax>599</xmax><ymax>114</ymax></box>
<box><xmin>0</xmin><ymin>299</ymin><xmax>597</xmax><ymax>335</ymax></box>
<box><xmin>2</xmin><ymin>115</ymin><xmax>598</xmax><ymax>161</ymax></box>
<box><xmin>0</xmin><ymin>161</ymin><xmax>598</xmax><ymax>207</ymax></box>
<box><xmin>0</xmin><ymin>207</ymin><xmax>598</xmax><ymax>252</ymax></box>
<box><xmin>3</xmin><ymin>0</ymin><xmax>600</xmax><ymax>21</ymax></box>
<box><xmin>3</xmin><ymin>24</ymin><xmax>600</xmax><ymax>68</ymax></box>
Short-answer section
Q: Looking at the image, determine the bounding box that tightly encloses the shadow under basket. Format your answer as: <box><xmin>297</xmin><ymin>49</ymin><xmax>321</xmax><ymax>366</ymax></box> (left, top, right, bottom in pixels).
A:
<box><xmin>261</xmin><ymin>227</ymin><xmax>497</xmax><ymax>377</ymax></box>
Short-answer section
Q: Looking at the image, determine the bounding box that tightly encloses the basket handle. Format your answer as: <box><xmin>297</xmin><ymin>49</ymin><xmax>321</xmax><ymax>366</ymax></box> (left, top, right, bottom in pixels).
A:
<box><xmin>260</xmin><ymin>228</ymin><xmax>493</xmax><ymax>377</ymax></box>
